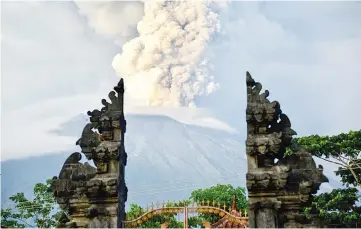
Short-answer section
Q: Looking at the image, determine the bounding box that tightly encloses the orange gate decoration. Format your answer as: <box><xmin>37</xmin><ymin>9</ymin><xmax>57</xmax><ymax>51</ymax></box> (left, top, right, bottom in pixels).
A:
<box><xmin>123</xmin><ymin>199</ymin><xmax>248</xmax><ymax>228</ymax></box>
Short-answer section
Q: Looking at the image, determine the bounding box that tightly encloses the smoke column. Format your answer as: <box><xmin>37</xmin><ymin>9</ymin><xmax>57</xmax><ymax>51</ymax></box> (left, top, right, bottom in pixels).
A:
<box><xmin>112</xmin><ymin>1</ymin><xmax>223</xmax><ymax>108</ymax></box>
<box><xmin>75</xmin><ymin>1</ymin><xmax>144</xmax><ymax>43</ymax></box>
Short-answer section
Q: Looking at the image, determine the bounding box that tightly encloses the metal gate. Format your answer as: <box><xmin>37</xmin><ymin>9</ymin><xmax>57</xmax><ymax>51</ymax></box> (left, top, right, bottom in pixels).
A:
<box><xmin>123</xmin><ymin>200</ymin><xmax>248</xmax><ymax>228</ymax></box>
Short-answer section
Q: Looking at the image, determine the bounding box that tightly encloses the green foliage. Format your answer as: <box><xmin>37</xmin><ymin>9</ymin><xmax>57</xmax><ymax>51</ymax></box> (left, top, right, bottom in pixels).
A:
<box><xmin>295</xmin><ymin>130</ymin><xmax>361</xmax><ymax>158</ymax></box>
<box><xmin>188</xmin><ymin>215</ymin><xmax>204</xmax><ymax>228</ymax></box>
<box><xmin>189</xmin><ymin>184</ymin><xmax>247</xmax><ymax>224</ymax></box>
<box><xmin>1</xmin><ymin>179</ymin><xmax>246</xmax><ymax>228</ymax></box>
<box><xmin>303</xmin><ymin>188</ymin><xmax>361</xmax><ymax>227</ymax></box>
<box><xmin>335</xmin><ymin>158</ymin><xmax>361</xmax><ymax>187</ymax></box>
<box><xmin>293</xmin><ymin>130</ymin><xmax>361</xmax><ymax>187</ymax></box>
<box><xmin>1</xmin><ymin>179</ymin><xmax>65</xmax><ymax>228</ymax></box>
<box><xmin>126</xmin><ymin>204</ymin><xmax>183</xmax><ymax>228</ymax></box>
<box><xmin>291</xmin><ymin>130</ymin><xmax>361</xmax><ymax>227</ymax></box>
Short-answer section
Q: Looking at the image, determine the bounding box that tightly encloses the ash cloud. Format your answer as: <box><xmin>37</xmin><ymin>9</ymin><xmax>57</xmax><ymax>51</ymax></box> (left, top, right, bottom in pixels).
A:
<box><xmin>112</xmin><ymin>1</ymin><xmax>224</xmax><ymax>108</ymax></box>
<box><xmin>75</xmin><ymin>1</ymin><xmax>144</xmax><ymax>44</ymax></box>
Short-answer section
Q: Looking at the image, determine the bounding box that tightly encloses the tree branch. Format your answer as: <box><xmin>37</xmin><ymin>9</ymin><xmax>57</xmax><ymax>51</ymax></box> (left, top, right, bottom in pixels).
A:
<box><xmin>337</xmin><ymin>155</ymin><xmax>349</xmax><ymax>165</ymax></box>
<box><xmin>316</xmin><ymin>156</ymin><xmax>346</xmax><ymax>167</ymax></box>
<box><xmin>333</xmin><ymin>155</ymin><xmax>361</xmax><ymax>188</ymax></box>
<box><xmin>10</xmin><ymin>217</ymin><xmax>35</xmax><ymax>228</ymax></box>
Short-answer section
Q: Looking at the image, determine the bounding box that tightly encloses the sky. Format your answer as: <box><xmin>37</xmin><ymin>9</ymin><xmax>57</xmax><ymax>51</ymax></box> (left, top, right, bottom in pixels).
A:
<box><xmin>1</xmin><ymin>1</ymin><xmax>361</xmax><ymax>161</ymax></box>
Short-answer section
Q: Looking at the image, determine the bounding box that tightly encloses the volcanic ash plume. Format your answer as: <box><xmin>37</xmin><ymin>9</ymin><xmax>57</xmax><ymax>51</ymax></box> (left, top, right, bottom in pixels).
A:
<box><xmin>112</xmin><ymin>1</ymin><xmax>222</xmax><ymax>108</ymax></box>
<box><xmin>75</xmin><ymin>1</ymin><xmax>144</xmax><ymax>42</ymax></box>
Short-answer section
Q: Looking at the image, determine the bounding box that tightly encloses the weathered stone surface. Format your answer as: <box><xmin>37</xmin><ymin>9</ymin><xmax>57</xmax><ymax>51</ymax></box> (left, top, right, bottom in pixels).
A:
<box><xmin>245</xmin><ymin>72</ymin><xmax>327</xmax><ymax>228</ymax></box>
<box><xmin>246</xmin><ymin>165</ymin><xmax>290</xmax><ymax>191</ymax></box>
<box><xmin>52</xmin><ymin>153</ymin><xmax>96</xmax><ymax>228</ymax></box>
<box><xmin>52</xmin><ymin>78</ymin><xmax>127</xmax><ymax>228</ymax></box>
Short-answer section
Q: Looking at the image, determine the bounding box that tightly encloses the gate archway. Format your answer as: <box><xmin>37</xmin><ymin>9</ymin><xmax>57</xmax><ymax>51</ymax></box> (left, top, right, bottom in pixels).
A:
<box><xmin>123</xmin><ymin>199</ymin><xmax>248</xmax><ymax>228</ymax></box>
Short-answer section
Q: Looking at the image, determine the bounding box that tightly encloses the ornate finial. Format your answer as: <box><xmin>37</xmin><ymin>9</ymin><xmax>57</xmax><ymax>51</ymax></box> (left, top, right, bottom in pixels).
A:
<box><xmin>232</xmin><ymin>195</ymin><xmax>237</xmax><ymax>211</ymax></box>
<box><xmin>217</xmin><ymin>201</ymin><xmax>221</xmax><ymax>208</ymax></box>
<box><xmin>212</xmin><ymin>200</ymin><xmax>215</xmax><ymax>206</ymax></box>
<box><xmin>156</xmin><ymin>201</ymin><xmax>160</xmax><ymax>209</ymax></box>
<box><xmin>207</xmin><ymin>200</ymin><xmax>210</xmax><ymax>206</ymax></box>
<box><xmin>244</xmin><ymin>210</ymin><xmax>247</xmax><ymax>217</ymax></box>
<box><xmin>162</xmin><ymin>200</ymin><xmax>165</xmax><ymax>208</ymax></box>
<box><xmin>146</xmin><ymin>205</ymin><xmax>149</xmax><ymax>212</ymax></box>
<box><xmin>151</xmin><ymin>203</ymin><xmax>154</xmax><ymax>210</ymax></box>
<box><xmin>228</xmin><ymin>207</ymin><xmax>232</xmax><ymax>213</ymax></box>
<box><xmin>114</xmin><ymin>78</ymin><xmax>125</xmax><ymax>94</ymax></box>
<box><xmin>202</xmin><ymin>200</ymin><xmax>205</xmax><ymax>206</ymax></box>
<box><xmin>239</xmin><ymin>209</ymin><xmax>242</xmax><ymax>216</ymax></box>
<box><xmin>172</xmin><ymin>200</ymin><xmax>175</xmax><ymax>206</ymax></box>
<box><xmin>223</xmin><ymin>203</ymin><xmax>226</xmax><ymax>211</ymax></box>
<box><xmin>246</xmin><ymin>71</ymin><xmax>255</xmax><ymax>87</ymax></box>
<box><xmin>178</xmin><ymin>200</ymin><xmax>181</xmax><ymax>206</ymax></box>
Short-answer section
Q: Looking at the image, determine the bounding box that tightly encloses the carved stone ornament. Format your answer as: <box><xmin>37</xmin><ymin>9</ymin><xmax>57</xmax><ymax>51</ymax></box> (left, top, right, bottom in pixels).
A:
<box><xmin>245</xmin><ymin>72</ymin><xmax>327</xmax><ymax>228</ymax></box>
<box><xmin>52</xmin><ymin>78</ymin><xmax>128</xmax><ymax>228</ymax></box>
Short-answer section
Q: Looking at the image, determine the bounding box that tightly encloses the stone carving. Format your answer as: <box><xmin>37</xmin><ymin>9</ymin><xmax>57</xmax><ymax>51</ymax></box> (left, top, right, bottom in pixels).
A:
<box><xmin>245</xmin><ymin>72</ymin><xmax>327</xmax><ymax>228</ymax></box>
<box><xmin>246</xmin><ymin>165</ymin><xmax>290</xmax><ymax>191</ymax></box>
<box><xmin>52</xmin><ymin>79</ymin><xmax>127</xmax><ymax>228</ymax></box>
<box><xmin>52</xmin><ymin>152</ymin><xmax>96</xmax><ymax>228</ymax></box>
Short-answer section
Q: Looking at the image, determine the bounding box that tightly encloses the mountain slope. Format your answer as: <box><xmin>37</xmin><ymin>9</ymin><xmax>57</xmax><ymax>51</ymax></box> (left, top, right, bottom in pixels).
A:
<box><xmin>1</xmin><ymin>114</ymin><xmax>340</xmax><ymax>209</ymax></box>
<box><xmin>124</xmin><ymin>115</ymin><xmax>247</xmax><ymax>205</ymax></box>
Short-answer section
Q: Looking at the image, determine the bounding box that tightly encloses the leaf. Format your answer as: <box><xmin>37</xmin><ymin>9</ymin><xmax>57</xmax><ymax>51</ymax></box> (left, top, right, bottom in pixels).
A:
<box><xmin>1</xmin><ymin>178</ymin><xmax>66</xmax><ymax>228</ymax></box>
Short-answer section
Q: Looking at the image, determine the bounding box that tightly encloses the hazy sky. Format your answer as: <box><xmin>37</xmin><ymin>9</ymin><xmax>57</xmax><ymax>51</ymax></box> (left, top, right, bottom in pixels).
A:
<box><xmin>2</xmin><ymin>1</ymin><xmax>361</xmax><ymax>161</ymax></box>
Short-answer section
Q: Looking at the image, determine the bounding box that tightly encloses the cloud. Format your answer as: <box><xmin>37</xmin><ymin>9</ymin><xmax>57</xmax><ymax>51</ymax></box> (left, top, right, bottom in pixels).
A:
<box><xmin>112</xmin><ymin>1</ymin><xmax>224</xmax><ymax>108</ymax></box>
<box><xmin>260</xmin><ymin>1</ymin><xmax>361</xmax><ymax>41</ymax></box>
<box><xmin>1</xmin><ymin>93</ymin><xmax>238</xmax><ymax>161</ymax></box>
<box><xmin>124</xmin><ymin>106</ymin><xmax>238</xmax><ymax>133</ymax></box>
<box><xmin>1</xmin><ymin>93</ymin><xmax>102</xmax><ymax>161</ymax></box>
<box><xmin>1</xmin><ymin>1</ymin><xmax>118</xmax><ymax>160</ymax></box>
<box><xmin>198</xmin><ymin>1</ymin><xmax>361</xmax><ymax>136</ymax></box>
<box><xmin>1</xmin><ymin>1</ymin><xmax>361</xmax><ymax>161</ymax></box>
<box><xmin>1</xmin><ymin>1</ymin><xmax>118</xmax><ymax>113</ymax></box>
<box><xmin>74</xmin><ymin>1</ymin><xmax>143</xmax><ymax>44</ymax></box>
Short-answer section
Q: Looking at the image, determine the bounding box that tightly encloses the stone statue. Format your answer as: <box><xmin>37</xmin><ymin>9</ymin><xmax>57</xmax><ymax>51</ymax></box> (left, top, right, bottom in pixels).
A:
<box><xmin>52</xmin><ymin>79</ymin><xmax>128</xmax><ymax>228</ymax></box>
<box><xmin>245</xmin><ymin>72</ymin><xmax>327</xmax><ymax>228</ymax></box>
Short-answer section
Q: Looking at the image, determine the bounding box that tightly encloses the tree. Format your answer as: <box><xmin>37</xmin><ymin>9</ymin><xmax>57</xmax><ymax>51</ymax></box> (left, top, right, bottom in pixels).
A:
<box><xmin>189</xmin><ymin>184</ymin><xmax>248</xmax><ymax>225</ymax></box>
<box><xmin>292</xmin><ymin>129</ymin><xmax>361</xmax><ymax>227</ymax></box>
<box><xmin>293</xmin><ymin>129</ymin><xmax>361</xmax><ymax>187</ymax></box>
<box><xmin>303</xmin><ymin>188</ymin><xmax>361</xmax><ymax>227</ymax></box>
<box><xmin>1</xmin><ymin>179</ymin><xmax>65</xmax><ymax>228</ymax></box>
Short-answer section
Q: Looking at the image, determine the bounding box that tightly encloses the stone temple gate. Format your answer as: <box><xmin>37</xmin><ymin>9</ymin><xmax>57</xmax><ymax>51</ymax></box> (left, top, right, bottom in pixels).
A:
<box><xmin>52</xmin><ymin>79</ymin><xmax>127</xmax><ymax>228</ymax></box>
<box><xmin>245</xmin><ymin>72</ymin><xmax>327</xmax><ymax>227</ymax></box>
<box><xmin>52</xmin><ymin>72</ymin><xmax>327</xmax><ymax>228</ymax></box>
